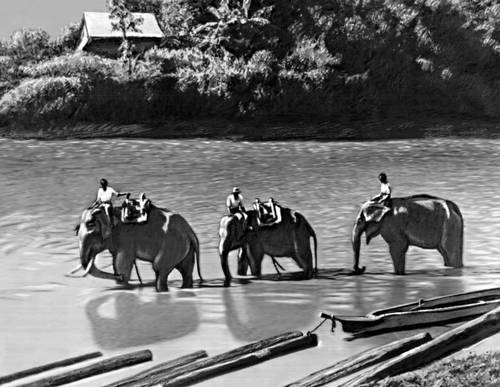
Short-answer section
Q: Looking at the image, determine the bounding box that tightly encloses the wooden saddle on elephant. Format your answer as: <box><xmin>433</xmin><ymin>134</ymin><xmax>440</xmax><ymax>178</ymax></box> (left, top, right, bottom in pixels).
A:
<box><xmin>121</xmin><ymin>193</ymin><xmax>151</xmax><ymax>224</ymax></box>
<box><xmin>254</xmin><ymin>199</ymin><xmax>284</xmax><ymax>228</ymax></box>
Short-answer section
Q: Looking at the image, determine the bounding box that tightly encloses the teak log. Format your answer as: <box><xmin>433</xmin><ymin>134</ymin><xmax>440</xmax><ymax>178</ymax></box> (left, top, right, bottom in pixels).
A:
<box><xmin>18</xmin><ymin>350</ymin><xmax>152</xmax><ymax>387</ymax></box>
<box><xmin>128</xmin><ymin>331</ymin><xmax>304</xmax><ymax>387</ymax></box>
<box><xmin>0</xmin><ymin>351</ymin><xmax>103</xmax><ymax>384</ymax></box>
<box><xmin>160</xmin><ymin>334</ymin><xmax>319</xmax><ymax>387</ymax></box>
<box><xmin>285</xmin><ymin>332</ymin><xmax>432</xmax><ymax>387</ymax></box>
<box><xmin>346</xmin><ymin>305</ymin><xmax>500</xmax><ymax>386</ymax></box>
<box><xmin>104</xmin><ymin>350</ymin><xmax>208</xmax><ymax>387</ymax></box>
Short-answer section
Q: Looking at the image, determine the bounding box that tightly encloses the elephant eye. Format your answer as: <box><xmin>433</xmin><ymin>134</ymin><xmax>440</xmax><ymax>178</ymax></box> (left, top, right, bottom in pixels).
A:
<box><xmin>86</xmin><ymin>221</ymin><xmax>96</xmax><ymax>228</ymax></box>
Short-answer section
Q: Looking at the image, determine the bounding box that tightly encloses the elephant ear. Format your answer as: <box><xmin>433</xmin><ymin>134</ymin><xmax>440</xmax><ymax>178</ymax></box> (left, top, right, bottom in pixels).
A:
<box><xmin>363</xmin><ymin>203</ymin><xmax>391</xmax><ymax>223</ymax></box>
<box><xmin>90</xmin><ymin>207</ymin><xmax>112</xmax><ymax>239</ymax></box>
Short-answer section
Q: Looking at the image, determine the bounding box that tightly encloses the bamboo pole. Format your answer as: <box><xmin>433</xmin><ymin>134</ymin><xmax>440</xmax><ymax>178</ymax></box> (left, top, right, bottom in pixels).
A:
<box><xmin>345</xmin><ymin>305</ymin><xmax>500</xmax><ymax>386</ymax></box>
<box><xmin>285</xmin><ymin>332</ymin><xmax>432</xmax><ymax>387</ymax></box>
<box><xmin>123</xmin><ymin>331</ymin><xmax>304</xmax><ymax>387</ymax></box>
<box><xmin>160</xmin><ymin>334</ymin><xmax>319</xmax><ymax>387</ymax></box>
<box><xmin>104</xmin><ymin>350</ymin><xmax>208</xmax><ymax>387</ymax></box>
<box><xmin>0</xmin><ymin>351</ymin><xmax>103</xmax><ymax>385</ymax></box>
<box><xmin>18</xmin><ymin>350</ymin><xmax>152</xmax><ymax>387</ymax></box>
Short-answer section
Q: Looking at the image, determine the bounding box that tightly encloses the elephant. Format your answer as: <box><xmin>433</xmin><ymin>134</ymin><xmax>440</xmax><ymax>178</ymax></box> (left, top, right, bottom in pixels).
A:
<box><xmin>75</xmin><ymin>203</ymin><xmax>203</xmax><ymax>292</ymax></box>
<box><xmin>352</xmin><ymin>194</ymin><xmax>463</xmax><ymax>275</ymax></box>
<box><xmin>218</xmin><ymin>208</ymin><xmax>317</xmax><ymax>286</ymax></box>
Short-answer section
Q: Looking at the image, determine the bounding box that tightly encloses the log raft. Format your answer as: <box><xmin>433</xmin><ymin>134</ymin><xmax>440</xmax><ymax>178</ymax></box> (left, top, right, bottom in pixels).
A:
<box><xmin>18</xmin><ymin>350</ymin><xmax>152</xmax><ymax>387</ymax></box>
<box><xmin>285</xmin><ymin>332</ymin><xmax>432</xmax><ymax>387</ymax></box>
<box><xmin>0</xmin><ymin>351</ymin><xmax>103</xmax><ymax>385</ymax></box>
<box><xmin>104</xmin><ymin>350</ymin><xmax>208</xmax><ymax>387</ymax></box>
<box><xmin>345</xmin><ymin>305</ymin><xmax>500</xmax><ymax>386</ymax></box>
<box><xmin>116</xmin><ymin>331</ymin><xmax>307</xmax><ymax>387</ymax></box>
<box><xmin>161</xmin><ymin>334</ymin><xmax>318</xmax><ymax>387</ymax></box>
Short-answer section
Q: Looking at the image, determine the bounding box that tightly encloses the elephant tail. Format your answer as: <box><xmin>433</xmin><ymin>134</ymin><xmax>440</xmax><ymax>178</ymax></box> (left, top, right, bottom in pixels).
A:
<box><xmin>190</xmin><ymin>228</ymin><xmax>204</xmax><ymax>283</ymax></box>
<box><xmin>297</xmin><ymin>212</ymin><xmax>318</xmax><ymax>277</ymax></box>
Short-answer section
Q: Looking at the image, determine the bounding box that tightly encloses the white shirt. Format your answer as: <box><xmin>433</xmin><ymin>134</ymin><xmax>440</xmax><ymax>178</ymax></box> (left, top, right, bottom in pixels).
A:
<box><xmin>226</xmin><ymin>193</ymin><xmax>243</xmax><ymax>209</ymax></box>
<box><xmin>380</xmin><ymin>183</ymin><xmax>391</xmax><ymax>195</ymax></box>
<box><xmin>97</xmin><ymin>187</ymin><xmax>118</xmax><ymax>202</ymax></box>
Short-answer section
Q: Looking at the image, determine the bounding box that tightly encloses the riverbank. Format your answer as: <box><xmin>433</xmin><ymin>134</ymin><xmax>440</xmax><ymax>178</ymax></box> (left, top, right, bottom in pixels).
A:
<box><xmin>2</xmin><ymin>116</ymin><xmax>500</xmax><ymax>141</ymax></box>
<box><xmin>379</xmin><ymin>351</ymin><xmax>500</xmax><ymax>386</ymax></box>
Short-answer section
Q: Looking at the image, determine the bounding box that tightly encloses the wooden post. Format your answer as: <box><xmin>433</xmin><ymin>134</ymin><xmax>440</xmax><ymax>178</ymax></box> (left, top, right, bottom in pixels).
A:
<box><xmin>104</xmin><ymin>350</ymin><xmax>208</xmax><ymax>387</ymax></box>
<box><xmin>0</xmin><ymin>352</ymin><xmax>103</xmax><ymax>384</ymax></box>
<box><xmin>160</xmin><ymin>334</ymin><xmax>319</xmax><ymax>387</ymax></box>
<box><xmin>285</xmin><ymin>332</ymin><xmax>432</xmax><ymax>387</ymax></box>
<box><xmin>18</xmin><ymin>350</ymin><xmax>152</xmax><ymax>387</ymax></box>
<box><xmin>123</xmin><ymin>331</ymin><xmax>303</xmax><ymax>387</ymax></box>
<box><xmin>346</xmin><ymin>305</ymin><xmax>500</xmax><ymax>386</ymax></box>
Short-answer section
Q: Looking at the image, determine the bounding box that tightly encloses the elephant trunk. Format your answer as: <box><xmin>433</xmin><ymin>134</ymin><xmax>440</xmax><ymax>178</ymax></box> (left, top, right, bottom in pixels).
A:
<box><xmin>351</xmin><ymin>223</ymin><xmax>366</xmax><ymax>275</ymax></box>
<box><xmin>79</xmin><ymin>236</ymin><xmax>120</xmax><ymax>281</ymax></box>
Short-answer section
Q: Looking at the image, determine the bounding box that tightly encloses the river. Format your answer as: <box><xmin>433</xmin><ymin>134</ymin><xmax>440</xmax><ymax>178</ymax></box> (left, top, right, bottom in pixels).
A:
<box><xmin>0</xmin><ymin>137</ymin><xmax>499</xmax><ymax>386</ymax></box>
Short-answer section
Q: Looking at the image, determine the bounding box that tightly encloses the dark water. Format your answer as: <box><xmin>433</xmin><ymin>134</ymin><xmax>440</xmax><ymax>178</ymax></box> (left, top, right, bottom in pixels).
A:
<box><xmin>1</xmin><ymin>138</ymin><xmax>500</xmax><ymax>386</ymax></box>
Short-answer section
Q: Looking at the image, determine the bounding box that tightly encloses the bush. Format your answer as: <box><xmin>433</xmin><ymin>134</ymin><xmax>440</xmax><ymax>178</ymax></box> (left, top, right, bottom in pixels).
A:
<box><xmin>20</xmin><ymin>53</ymin><xmax>118</xmax><ymax>79</ymax></box>
<box><xmin>0</xmin><ymin>76</ymin><xmax>87</xmax><ymax>124</ymax></box>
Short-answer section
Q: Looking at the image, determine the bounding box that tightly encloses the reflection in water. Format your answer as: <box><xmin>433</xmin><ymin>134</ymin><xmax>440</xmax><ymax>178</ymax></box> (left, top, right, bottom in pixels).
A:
<box><xmin>223</xmin><ymin>283</ymin><xmax>318</xmax><ymax>341</ymax></box>
<box><xmin>85</xmin><ymin>292</ymin><xmax>199</xmax><ymax>349</ymax></box>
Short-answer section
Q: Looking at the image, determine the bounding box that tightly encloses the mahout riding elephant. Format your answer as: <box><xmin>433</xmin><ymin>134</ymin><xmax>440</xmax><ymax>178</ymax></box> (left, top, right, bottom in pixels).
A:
<box><xmin>218</xmin><ymin>208</ymin><xmax>317</xmax><ymax>287</ymax></box>
<box><xmin>352</xmin><ymin>194</ymin><xmax>463</xmax><ymax>275</ymax></box>
<box><xmin>74</xmin><ymin>204</ymin><xmax>203</xmax><ymax>292</ymax></box>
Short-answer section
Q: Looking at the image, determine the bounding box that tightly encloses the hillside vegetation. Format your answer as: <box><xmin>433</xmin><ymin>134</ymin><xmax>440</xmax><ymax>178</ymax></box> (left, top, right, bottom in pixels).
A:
<box><xmin>1</xmin><ymin>0</ymin><xmax>500</xmax><ymax>137</ymax></box>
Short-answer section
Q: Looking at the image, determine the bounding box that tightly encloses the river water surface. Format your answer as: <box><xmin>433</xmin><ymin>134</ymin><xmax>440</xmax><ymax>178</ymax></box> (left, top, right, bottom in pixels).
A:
<box><xmin>1</xmin><ymin>137</ymin><xmax>500</xmax><ymax>386</ymax></box>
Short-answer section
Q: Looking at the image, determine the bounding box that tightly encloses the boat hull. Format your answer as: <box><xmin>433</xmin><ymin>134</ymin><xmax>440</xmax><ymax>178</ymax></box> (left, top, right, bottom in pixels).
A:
<box><xmin>331</xmin><ymin>288</ymin><xmax>500</xmax><ymax>336</ymax></box>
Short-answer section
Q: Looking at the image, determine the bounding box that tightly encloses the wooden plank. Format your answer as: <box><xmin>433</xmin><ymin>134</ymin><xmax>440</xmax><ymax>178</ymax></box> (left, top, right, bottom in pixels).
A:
<box><xmin>160</xmin><ymin>334</ymin><xmax>319</xmax><ymax>387</ymax></box>
<box><xmin>103</xmin><ymin>350</ymin><xmax>208</xmax><ymax>387</ymax></box>
<box><xmin>123</xmin><ymin>331</ymin><xmax>303</xmax><ymax>387</ymax></box>
<box><xmin>345</xmin><ymin>306</ymin><xmax>500</xmax><ymax>386</ymax></box>
<box><xmin>18</xmin><ymin>350</ymin><xmax>152</xmax><ymax>387</ymax></box>
<box><xmin>285</xmin><ymin>332</ymin><xmax>432</xmax><ymax>387</ymax></box>
<box><xmin>0</xmin><ymin>351</ymin><xmax>103</xmax><ymax>384</ymax></box>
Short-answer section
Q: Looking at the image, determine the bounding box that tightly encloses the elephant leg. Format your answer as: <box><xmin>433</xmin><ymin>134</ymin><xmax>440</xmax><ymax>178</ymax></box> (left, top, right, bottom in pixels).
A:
<box><xmin>154</xmin><ymin>268</ymin><xmax>169</xmax><ymax>292</ymax></box>
<box><xmin>153</xmin><ymin>256</ymin><xmax>177</xmax><ymax>292</ymax></box>
<box><xmin>115</xmin><ymin>250</ymin><xmax>135</xmax><ymax>285</ymax></box>
<box><xmin>176</xmin><ymin>245</ymin><xmax>195</xmax><ymax>288</ymax></box>
<box><xmin>440</xmin><ymin>215</ymin><xmax>463</xmax><ymax>268</ymax></box>
<box><xmin>293</xmin><ymin>227</ymin><xmax>313</xmax><ymax>278</ymax></box>
<box><xmin>246</xmin><ymin>243</ymin><xmax>264</xmax><ymax>278</ymax></box>
<box><xmin>237</xmin><ymin>248</ymin><xmax>249</xmax><ymax>276</ymax></box>
<box><xmin>389</xmin><ymin>241</ymin><xmax>409</xmax><ymax>275</ymax></box>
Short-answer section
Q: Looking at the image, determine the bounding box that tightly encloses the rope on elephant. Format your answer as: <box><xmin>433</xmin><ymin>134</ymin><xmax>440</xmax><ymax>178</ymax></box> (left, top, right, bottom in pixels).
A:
<box><xmin>307</xmin><ymin>313</ymin><xmax>336</xmax><ymax>336</ymax></box>
<box><xmin>134</xmin><ymin>261</ymin><xmax>143</xmax><ymax>285</ymax></box>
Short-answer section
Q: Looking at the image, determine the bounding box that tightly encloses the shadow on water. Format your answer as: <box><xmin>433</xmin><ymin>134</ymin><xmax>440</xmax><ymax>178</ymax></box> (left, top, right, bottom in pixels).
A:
<box><xmin>222</xmin><ymin>282</ymin><xmax>319</xmax><ymax>342</ymax></box>
<box><xmin>85</xmin><ymin>292</ymin><xmax>199</xmax><ymax>350</ymax></box>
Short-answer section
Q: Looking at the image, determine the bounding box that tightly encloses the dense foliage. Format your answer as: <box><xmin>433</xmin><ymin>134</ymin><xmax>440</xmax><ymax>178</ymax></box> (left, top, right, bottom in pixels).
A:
<box><xmin>1</xmin><ymin>0</ymin><xmax>500</xmax><ymax>130</ymax></box>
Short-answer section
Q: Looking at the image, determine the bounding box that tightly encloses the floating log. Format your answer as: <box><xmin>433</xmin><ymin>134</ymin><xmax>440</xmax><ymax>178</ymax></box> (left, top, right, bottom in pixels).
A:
<box><xmin>345</xmin><ymin>305</ymin><xmax>500</xmax><ymax>386</ymax></box>
<box><xmin>18</xmin><ymin>350</ymin><xmax>152</xmax><ymax>387</ymax></box>
<box><xmin>160</xmin><ymin>334</ymin><xmax>318</xmax><ymax>387</ymax></box>
<box><xmin>104</xmin><ymin>350</ymin><xmax>208</xmax><ymax>387</ymax></box>
<box><xmin>127</xmin><ymin>331</ymin><xmax>303</xmax><ymax>387</ymax></box>
<box><xmin>285</xmin><ymin>332</ymin><xmax>432</xmax><ymax>387</ymax></box>
<box><xmin>0</xmin><ymin>351</ymin><xmax>103</xmax><ymax>384</ymax></box>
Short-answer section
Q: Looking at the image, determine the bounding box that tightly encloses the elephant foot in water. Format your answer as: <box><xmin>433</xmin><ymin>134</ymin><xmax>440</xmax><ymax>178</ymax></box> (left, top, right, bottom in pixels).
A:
<box><xmin>350</xmin><ymin>266</ymin><xmax>366</xmax><ymax>275</ymax></box>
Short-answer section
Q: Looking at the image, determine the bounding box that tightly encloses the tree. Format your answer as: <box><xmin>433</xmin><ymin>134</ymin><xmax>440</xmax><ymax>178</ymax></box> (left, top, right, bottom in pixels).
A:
<box><xmin>3</xmin><ymin>28</ymin><xmax>51</xmax><ymax>63</ymax></box>
<box><xmin>193</xmin><ymin>0</ymin><xmax>284</xmax><ymax>57</ymax></box>
<box><xmin>107</xmin><ymin>0</ymin><xmax>144</xmax><ymax>76</ymax></box>
<box><xmin>52</xmin><ymin>22</ymin><xmax>82</xmax><ymax>54</ymax></box>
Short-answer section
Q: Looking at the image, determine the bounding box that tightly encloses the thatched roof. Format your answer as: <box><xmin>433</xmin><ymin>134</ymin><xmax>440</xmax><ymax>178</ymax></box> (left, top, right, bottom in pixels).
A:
<box><xmin>82</xmin><ymin>12</ymin><xmax>163</xmax><ymax>39</ymax></box>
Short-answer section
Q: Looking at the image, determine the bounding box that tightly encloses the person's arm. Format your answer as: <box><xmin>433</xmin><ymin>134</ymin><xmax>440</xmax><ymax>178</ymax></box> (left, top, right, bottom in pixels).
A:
<box><xmin>226</xmin><ymin>196</ymin><xmax>232</xmax><ymax>210</ymax></box>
